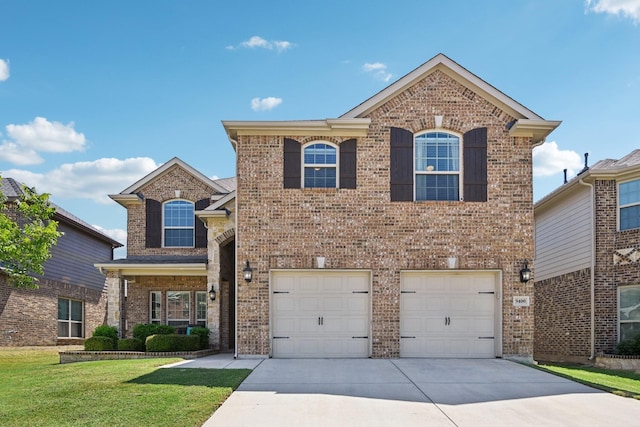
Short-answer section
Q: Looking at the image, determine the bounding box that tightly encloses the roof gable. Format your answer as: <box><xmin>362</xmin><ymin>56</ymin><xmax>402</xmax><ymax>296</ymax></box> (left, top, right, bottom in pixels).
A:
<box><xmin>118</xmin><ymin>157</ymin><xmax>228</xmax><ymax>195</ymax></box>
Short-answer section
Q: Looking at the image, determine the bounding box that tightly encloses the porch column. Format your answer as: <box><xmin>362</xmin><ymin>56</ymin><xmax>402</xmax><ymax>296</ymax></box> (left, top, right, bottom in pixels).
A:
<box><xmin>207</xmin><ymin>230</ymin><xmax>222</xmax><ymax>350</ymax></box>
<box><xmin>105</xmin><ymin>270</ymin><xmax>122</xmax><ymax>332</ymax></box>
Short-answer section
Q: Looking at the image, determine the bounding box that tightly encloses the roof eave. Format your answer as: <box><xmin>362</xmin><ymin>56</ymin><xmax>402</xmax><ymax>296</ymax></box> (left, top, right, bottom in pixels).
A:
<box><xmin>509</xmin><ymin>119</ymin><xmax>562</xmax><ymax>146</ymax></box>
<box><xmin>94</xmin><ymin>263</ymin><xmax>207</xmax><ymax>276</ymax></box>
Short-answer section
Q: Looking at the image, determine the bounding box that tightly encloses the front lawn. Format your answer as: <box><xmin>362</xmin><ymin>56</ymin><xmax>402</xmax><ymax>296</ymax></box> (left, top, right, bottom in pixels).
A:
<box><xmin>535</xmin><ymin>363</ymin><xmax>640</xmax><ymax>399</ymax></box>
<box><xmin>0</xmin><ymin>347</ymin><xmax>251</xmax><ymax>427</ymax></box>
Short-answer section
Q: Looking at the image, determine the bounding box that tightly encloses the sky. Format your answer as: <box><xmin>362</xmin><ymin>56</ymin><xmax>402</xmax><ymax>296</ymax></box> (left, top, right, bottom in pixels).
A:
<box><xmin>1</xmin><ymin>0</ymin><xmax>639</xmax><ymax>257</ymax></box>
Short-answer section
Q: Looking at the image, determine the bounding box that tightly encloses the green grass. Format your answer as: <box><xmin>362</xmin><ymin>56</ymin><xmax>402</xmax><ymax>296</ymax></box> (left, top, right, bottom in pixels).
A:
<box><xmin>0</xmin><ymin>347</ymin><xmax>251</xmax><ymax>427</ymax></box>
<box><xmin>535</xmin><ymin>363</ymin><xmax>640</xmax><ymax>399</ymax></box>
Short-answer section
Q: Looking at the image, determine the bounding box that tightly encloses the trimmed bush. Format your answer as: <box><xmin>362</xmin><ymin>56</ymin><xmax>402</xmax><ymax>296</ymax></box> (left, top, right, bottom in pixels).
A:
<box><xmin>615</xmin><ymin>335</ymin><xmax>640</xmax><ymax>355</ymax></box>
<box><xmin>146</xmin><ymin>334</ymin><xmax>200</xmax><ymax>352</ymax></box>
<box><xmin>188</xmin><ymin>327</ymin><xmax>210</xmax><ymax>349</ymax></box>
<box><xmin>92</xmin><ymin>325</ymin><xmax>118</xmax><ymax>348</ymax></box>
<box><xmin>132</xmin><ymin>324</ymin><xmax>176</xmax><ymax>349</ymax></box>
<box><xmin>84</xmin><ymin>336</ymin><xmax>115</xmax><ymax>351</ymax></box>
<box><xmin>117</xmin><ymin>338</ymin><xmax>143</xmax><ymax>351</ymax></box>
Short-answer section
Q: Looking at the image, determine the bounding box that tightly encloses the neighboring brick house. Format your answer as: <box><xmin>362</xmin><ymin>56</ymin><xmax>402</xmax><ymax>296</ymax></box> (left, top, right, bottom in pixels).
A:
<box><xmin>223</xmin><ymin>53</ymin><xmax>560</xmax><ymax>361</ymax></box>
<box><xmin>96</xmin><ymin>158</ymin><xmax>237</xmax><ymax>350</ymax></box>
<box><xmin>1</xmin><ymin>177</ymin><xmax>122</xmax><ymax>346</ymax></box>
<box><xmin>535</xmin><ymin>150</ymin><xmax>640</xmax><ymax>363</ymax></box>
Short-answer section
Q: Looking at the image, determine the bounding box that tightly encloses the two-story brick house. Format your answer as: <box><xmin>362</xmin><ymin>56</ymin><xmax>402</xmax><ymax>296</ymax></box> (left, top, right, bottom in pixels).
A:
<box><xmin>96</xmin><ymin>158</ymin><xmax>237</xmax><ymax>350</ymax></box>
<box><xmin>223</xmin><ymin>53</ymin><xmax>560</xmax><ymax>360</ymax></box>
<box><xmin>1</xmin><ymin>177</ymin><xmax>122</xmax><ymax>346</ymax></box>
<box><xmin>535</xmin><ymin>150</ymin><xmax>640</xmax><ymax>363</ymax></box>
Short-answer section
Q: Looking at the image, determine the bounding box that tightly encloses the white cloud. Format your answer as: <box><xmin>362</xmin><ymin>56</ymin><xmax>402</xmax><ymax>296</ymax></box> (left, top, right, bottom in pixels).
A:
<box><xmin>233</xmin><ymin>36</ymin><xmax>295</xmax><ymax>52</ymax></box>
<box><xmin>93</xmin><ymin>225</ymin><xmax>127</xmax><ymax>245</ymax></box>
<box><xmin>0</xmin><ymin>117</ymin><xmax>86</xmax><ymax>165</ymax></box>
<box><xmin>586</xmin><ymin>0</ymin><xmax>640</xmax><ymax>23</ymax></box>
<box><xmin>251</xmin><ymin>97</ymin><xmax>282</xmax><ymax>112</ymax></box>
<box><xmin>363</xmin><ymin>62</ymin><xmax>393</xmax><ymax>82</ymax></box>
<box><xmin>0</xmin><ymin>59</ymin><xmax>9</xmax><ymax>81</ymax></box>
<box><xmin>533</xmin><ymin>141</ymin><xmax>584</xmax><ymax>178</ymax></box>
<box><xmin>2</xmin><ymin>157</ymin><xmax>159</xmax><ymax>204</ymax></box>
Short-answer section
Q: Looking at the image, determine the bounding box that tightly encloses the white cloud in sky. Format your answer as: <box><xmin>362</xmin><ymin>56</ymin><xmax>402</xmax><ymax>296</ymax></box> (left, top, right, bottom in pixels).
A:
<box><xmin>2</xmin><ymin>157</ymin><xmax>159</xmax><ymax>204</ymax></box>
<box><xmin>0</xmin><ymin>59</ymin><xmax>9</xmax><ymax>81</ymax></box>
<box><xmin>93</xmin><ymin>225</ymin><xmax>127</xmax><ymax>245</ymax></box>
<box><xmin>0</xmin><ymin>117</ymin><xmax>86</xmax><ymax>165</ymax></box>
<box><xmin>251</xmin><ymin>97</ymin><xmax>282</xmax><ymax>112</ymax></box>
<box><xmin>586</xmin><ymin>0</ymin><xmax>640</xmax><ymax>23</ymax></box>
<box><xmin>533</xmin><ymin>141</ymin><xmax>584</xmax><ymax>178</ymax></box>
<box><xmin>228</xmin><ymin>36</ymin><xmax>295</xmax><ymax>52</ymax></box>
<box><xmin>363</xmin><ymin>62</ymin><xmax>393</xmax><ymax>82</ymax></box>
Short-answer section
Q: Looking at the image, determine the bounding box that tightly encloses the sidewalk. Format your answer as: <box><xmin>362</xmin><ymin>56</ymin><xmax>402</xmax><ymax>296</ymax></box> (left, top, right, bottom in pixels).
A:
<box><xmin>161</xmin><ymin>352</ymin><xmax>265</xmax><ymax>370</ymax></box>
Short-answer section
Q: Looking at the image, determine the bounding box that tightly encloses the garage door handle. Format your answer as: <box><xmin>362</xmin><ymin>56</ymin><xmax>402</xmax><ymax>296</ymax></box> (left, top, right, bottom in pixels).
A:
<box><xmin>352</xmin><ymin>336</ymin><xmax>368</xmax><ymax>339</ymax></box>
<box><xmin>445</xmin><ymin>317</ymin><xmax>451</xmax><ymax>325</ymax></box>
<box><xmin>478</xmin><ymin>291</ymin><xmax>495</xmax><ymax>294</ymax></box>
<box><xmin>273</xmin><ymin>336</ymin><xmax>289</xmax><ymax>339</ymax></box>
<box><xmin>352</xmin><ymin>291</ymin><xmax>369</xmax><ymax>294</ymax></box>
<box><xmin>273</xmin><ymin>291</ymin><xmax>290</xmax><ymax>294</ymax></box>
<box><xmin>401</xmin><ymin>336</ymin><xmax>416</xmax><ymax>339</ymax></box>
<box><xmin>318</xmin><ymin>317</ymin><xmax>324</xmax><ymax>325</ymax></box>
<box><xmin>401</xmin><ymin>291</ymin><xmax>416</xmax><ymax>294</ymax></box>
<box><xmin>478</xmin><ymin>337</ymin><xmax>494</xmax><ymax>339</ymax></box>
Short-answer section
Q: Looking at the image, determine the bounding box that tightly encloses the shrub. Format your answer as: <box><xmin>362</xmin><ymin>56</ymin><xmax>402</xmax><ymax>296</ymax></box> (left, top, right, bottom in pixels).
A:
<box><xmin>188</xmin><ymin>327</ymin><xmax>210</xmax><ymax>349</ymax></box>
<box><xmin>146</xmin><ymin>334</ymin><xmax>200</xmax><ymax>352</ymax></box>
<box><xmin>92</xmin><ymin>325</ymin><xmax>119</xmax><ymax>348</ymax></box>
<box><xmin>132</xmin><ymin>323</ymin><xmax>176</xmax><ymax>349</ymax></box>
<box><xmin>84</xmin><ymin>336</ymin><xmax>115</xmax><ymax>351</ymax></box>
<box><xmin>117</xmin><ymin>338</ymin><xmax>143</xmax><ymax>351</ymax></box>
<box><xmin>615</xmin><ymin>335</ymin><xmax>640</xmax><ymax>355</ymax></box>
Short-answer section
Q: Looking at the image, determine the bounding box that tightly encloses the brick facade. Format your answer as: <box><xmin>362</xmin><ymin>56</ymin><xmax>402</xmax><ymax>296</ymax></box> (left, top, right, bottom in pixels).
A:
<box><xmin>0</xmin><ymin>274</ymin><xmax>107</xmax><ymax>346</ymax></box>
<box><xmin>235</xmin><ymin>69</ymin><xmax>537</xmax><ymax>358</ymax></box>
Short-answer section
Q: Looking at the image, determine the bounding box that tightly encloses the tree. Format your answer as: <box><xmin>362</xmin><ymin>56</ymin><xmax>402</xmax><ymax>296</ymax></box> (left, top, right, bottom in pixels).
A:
<box><xmin>0</xmin><ymin>177</ymin><xmax>62</xmax><ymax>288</ymax></box>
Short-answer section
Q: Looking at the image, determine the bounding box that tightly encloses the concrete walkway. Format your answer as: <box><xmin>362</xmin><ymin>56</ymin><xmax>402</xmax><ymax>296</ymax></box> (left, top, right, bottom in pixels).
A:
<box><xmin>164</xmin><ymin>356</ymin><xmax>640</xmax><ymax>427</ymax></box>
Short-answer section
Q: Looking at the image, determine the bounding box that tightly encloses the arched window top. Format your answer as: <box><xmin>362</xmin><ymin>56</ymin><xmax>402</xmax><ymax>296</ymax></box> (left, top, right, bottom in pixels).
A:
<box><xmin>302</xmin><ymin>141</ymin><xmax>338</xmax><ymax>188</ymax></box>
<box><xmin>163</xmin><ymin>199</ymin><xmax>194</xmax><ymax>247</ymax></box>
<box><xmin>414</xmin><ymin>130</ymin><xmax>461</xmax><ymax>201</ymax></box>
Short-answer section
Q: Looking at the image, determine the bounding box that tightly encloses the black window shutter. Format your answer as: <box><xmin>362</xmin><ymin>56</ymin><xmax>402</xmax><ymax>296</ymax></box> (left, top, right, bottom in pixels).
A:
<box><xmin>339</xmin><ymin>139</ymin><xmax>357</xmax><ymax>189</ymax></box>
<box><xmin>145</xmin><ymin>199</ymin><xmax>162</xmax><ymax>248</ymax></box>
<box><xmin>390</xmin><ymin>127</ymin><xmax>414</xmax><ymax>201</ymax></box>
<box><xmin>194</xmin><ymin>198</ymin><xmax>209</xmax><ymax>248</ymax></box>
<box><xmin>463</xmin><ymin>127</ymin><xmax>488</xmax><ymax>202</ymax></box>
<box><xmin>283</xmin><ymin>138</ymin><xmax>301</xmax><ymax>188</ymax></box>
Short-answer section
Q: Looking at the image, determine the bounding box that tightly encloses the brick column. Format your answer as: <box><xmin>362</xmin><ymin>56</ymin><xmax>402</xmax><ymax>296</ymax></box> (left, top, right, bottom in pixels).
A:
<box><xmin>105</xmin><ymin>270</ymin><xmax>121</xmax><ymax>332</ymax></box>
<box><xmin>207</xmin><ymin>238</ymin><xmax>221</xmax><ymax>350</ymax></box>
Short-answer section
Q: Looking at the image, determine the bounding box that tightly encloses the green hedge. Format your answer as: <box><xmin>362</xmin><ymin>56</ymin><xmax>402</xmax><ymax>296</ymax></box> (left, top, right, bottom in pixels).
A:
<box><xmin>132</xmin><ymin>324</ymin><xmax>176</xmax><ymax>350</ymax></box>
<box><xmin>146</xmin><ymin>334</ymin><xmax>200</xmax><ymax>352</ymax></box>
<box><xmin>188</xmin><ymin>327</ymin><xmax>210</xmax><ymax>350</ymax></box>
<box><xmin>84</xmin><ymin>336</ymin><xmax>115</xmax><ymax>351</ymax></box>
<box><xmin>117</xmin><ymin>338</ymin><xmax>144</xmax><ymax>351</ymax></box>
<box><xmin>92</xmin><ymin>325</ymin><xmax>118</xmax><ymax>348</ymax></box>
<box><xmin>615</xmin><ymin>334</ymin><xmax>640</xmax><ymax>355</ymax></box>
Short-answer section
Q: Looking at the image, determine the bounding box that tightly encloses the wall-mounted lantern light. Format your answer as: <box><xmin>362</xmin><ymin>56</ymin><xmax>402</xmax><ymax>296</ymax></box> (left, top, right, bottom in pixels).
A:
<box><xmin>208</xmin><ymin>285</ymin><xmax>216</xmax><ymax>301</ymax></box>
<box><xmin>243</xmin><ymin>261</ymin><xmax>253</xmax><ymax>283</ymax></box>
<box><xmin>519</xmin><ymin>260</ymin><xmax>532</xmax><ymax>283</ymax></box>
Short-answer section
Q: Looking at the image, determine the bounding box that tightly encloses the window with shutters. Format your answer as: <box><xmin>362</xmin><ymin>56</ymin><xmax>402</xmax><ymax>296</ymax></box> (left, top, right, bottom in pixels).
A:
<box><xmin>414</xmin><ymin>131</ymin><xmax>462</xmax><ymax>201</ymax></box>
<box><xmin>303</xmin><ymin>142</ymin><xmax>338</xmax><ymax>188</ymax></box>
<box><xmin>163</xmin><ymin>200</ymin><xmax>194</xmax><ymax>247</ymax></box>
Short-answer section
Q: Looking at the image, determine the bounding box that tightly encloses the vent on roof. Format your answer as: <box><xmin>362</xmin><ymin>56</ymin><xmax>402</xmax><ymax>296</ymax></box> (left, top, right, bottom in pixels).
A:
<box><xmin>577</xmin><ymin>153</ymin><xmax>589</xmax><ymax>176</ymax></box>
<box><xmin>563</xmin><ymin>169</ymin><xmax>568</xmax><ymax>185</ymax></box>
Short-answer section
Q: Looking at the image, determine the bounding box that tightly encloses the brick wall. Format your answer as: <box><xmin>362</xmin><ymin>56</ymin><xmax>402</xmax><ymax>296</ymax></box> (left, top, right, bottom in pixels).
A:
<box><xmin>1</xmin><ymin>274</ymin><xmax>107</xmax><ymax>346</ymax></box>
<box><xmin>235</xmin><ymin>69</ymin><xmax>536</xmax><ymax>358</ymax></box>
<box><xmin>534</xmin><ymin>268</ymin><xmax>591</xmax><ymax>362</ymax></box>
<box><xmin>126</xmin><ymin>164</ymin><xmax>215</xmax><ymax>256</ymax></box>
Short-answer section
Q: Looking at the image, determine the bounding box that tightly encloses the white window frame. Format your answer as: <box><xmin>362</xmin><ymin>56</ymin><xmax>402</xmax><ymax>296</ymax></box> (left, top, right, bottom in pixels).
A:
<box><xmin>618</xmin><ymin>284</ymin><xmax>640</xmax><ymax>342</ymax></box>
<box><xmin>166</xmin><ymin>291</ymin><xmax>190</xmax><ymax>329</ymax></box>
<box><xmin>150</xmin><ymin>291</ymin><xmax>162</xmax><ymax>324</ymax></box>
<box><xmin>162</xmin><ymin>199</ymin><xmax>195</xmax><ymax>248</ymax></box>
<box><xmin>58</xmin><ymin>297</ymin><xmax>84</xmax><ymax>338</ymax></box>
<box><xmin>301</xmin><ymin>141</ymin><xmax>339</xmax><ymax>188</ymax></box>
<box><xmin>618</xmin><ymin>178</ymin><xmax>640</xmax><ymax>231</ymax></box>
<box><xmin>196</xmin><ymin>291</ymin><xmax>207</xmax><ymax>327</ymax></box>
<box><xmin>413</xmin><ymin>130</ymin><xmax>463</xmax><ymax>201</ymax></box>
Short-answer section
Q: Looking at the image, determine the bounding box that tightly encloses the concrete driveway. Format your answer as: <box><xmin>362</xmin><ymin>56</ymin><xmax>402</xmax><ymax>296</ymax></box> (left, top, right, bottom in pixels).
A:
<box><xmin>202</xmin><ymin>358</ymin><xmax>640</xmax><ymax>427</ymax></box>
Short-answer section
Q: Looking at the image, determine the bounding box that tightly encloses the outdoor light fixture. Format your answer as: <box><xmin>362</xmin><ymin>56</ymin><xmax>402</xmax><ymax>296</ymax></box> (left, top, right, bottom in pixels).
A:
<box><xmin>519</xmin><ymin>260</ymin><xmax>532</xmax><ymax>283</ymax></box>
<box><xmin>208</xmin><ymin>285</ymin><xmax>216</xmax><ymax>301</ymax></box>
<box><xmin>243</xmin><ymin>261</ymin><xmax>253</xmax><ymax>283</ymax></box>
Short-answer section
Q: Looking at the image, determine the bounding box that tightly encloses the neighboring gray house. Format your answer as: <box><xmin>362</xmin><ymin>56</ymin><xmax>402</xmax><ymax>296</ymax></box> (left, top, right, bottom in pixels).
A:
<box><xmin>1</xmin><ymin>177</ymin><xmax>122</xmax><ymax>346</ymax></box>
<box><xmin>535</xmin><ymin>150</ymin><xmax>640</xmax><ymax>362</ymax></box>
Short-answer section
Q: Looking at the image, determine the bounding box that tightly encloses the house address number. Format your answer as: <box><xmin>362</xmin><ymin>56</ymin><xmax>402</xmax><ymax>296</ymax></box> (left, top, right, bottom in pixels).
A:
<box><xmin>513</xmin><ymin>296</ymin><xmax>530</xmax><ymax>307</ymax></box>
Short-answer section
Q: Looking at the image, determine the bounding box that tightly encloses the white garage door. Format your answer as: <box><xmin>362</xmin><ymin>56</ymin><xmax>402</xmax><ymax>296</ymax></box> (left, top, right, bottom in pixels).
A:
<box><xmin>271</xmin><ymin>270</ymin><xmax>370</xmax><ymax>358</ymax></box>
<box><xmin>400</xmin><ymin>271</ymin><xmax>498</xmax><ymax>358</ymax></box>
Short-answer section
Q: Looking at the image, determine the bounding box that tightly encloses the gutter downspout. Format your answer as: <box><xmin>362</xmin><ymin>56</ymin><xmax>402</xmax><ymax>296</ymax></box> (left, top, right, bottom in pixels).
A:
<box><xmin>230</xmin><ymin>136</ymin><xmax>239</xmax><ymax>360</ymax></box>
<box><xmin>579</xmin><ymin>178</ymin><xmax>596</xmax><ymax>360</ymax></box>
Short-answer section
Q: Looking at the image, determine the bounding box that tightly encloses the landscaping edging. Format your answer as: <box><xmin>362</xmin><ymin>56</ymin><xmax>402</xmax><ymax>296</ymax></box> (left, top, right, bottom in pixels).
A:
<box><xmin>595</xmin><ymin>354</ymin><xmax>640</xmax><ymax>374</ymax></box>
<box><xmin>59</xmin><ymin>349</ymin><xmax>217</xmax><ymax>364</ymax></box>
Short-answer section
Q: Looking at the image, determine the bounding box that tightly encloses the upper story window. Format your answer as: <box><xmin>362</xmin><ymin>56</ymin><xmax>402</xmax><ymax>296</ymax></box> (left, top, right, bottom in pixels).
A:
<box><xmin>163</xmin><ymin>200</ymin><xmax>194</xmax><ymax>247</ymax></box>
<box><xmin>414</xmin><ymin>132</ymin><xmax>461</xmax><ymax>201</ymax></box>
<box><xmin>303</xmin><ymin>142</ymin><xmax>338</xmax><ymax>188</ymax></box>
<box><xmin>619</xmin><ymin>179</ymin><xmax>640</xmax><ymax>231</ymax></box>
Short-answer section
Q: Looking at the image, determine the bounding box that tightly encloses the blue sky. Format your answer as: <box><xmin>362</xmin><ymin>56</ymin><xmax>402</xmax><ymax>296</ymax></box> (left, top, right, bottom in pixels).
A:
<box><xmin>1</xmin><ymin>0</ymin><xmax>639</xmax><ymax>255</ymax></box>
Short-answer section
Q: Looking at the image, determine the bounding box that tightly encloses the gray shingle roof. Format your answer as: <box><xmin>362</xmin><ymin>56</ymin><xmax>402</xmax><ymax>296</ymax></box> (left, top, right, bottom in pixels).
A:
<box><xmin>591</xmin><ymin>149</ymin><xmax>640</xmax><ymax>171</ymax></box>
<box><xmin>214</xmin><ymin>176</ymin><xmax>237</xmax><ymax>192</ymax></box>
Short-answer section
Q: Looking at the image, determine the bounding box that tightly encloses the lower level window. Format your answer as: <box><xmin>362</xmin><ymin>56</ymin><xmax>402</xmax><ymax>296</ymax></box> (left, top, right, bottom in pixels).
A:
<box><xmin>167</xmin><ymin>291</ymin><xmax>190</xmax><ymax>330</ymax></box>
<box><xmin>196</xmin><ymin>291</ymin><xmax>207</xmax><ymax>327</ymax></box>
<box><xmin>619</xmin><ymin>285</ymin><xmax>640</xmax><ymax>341</ymax></box>
<box><xmin>150</xmin><ymin>291</ymin><xmax>161</xmax><ymax>324</ymax></box>
<box><xmin>58</xmin><ymin>298</ymin><xmax>83</xmax><ymax>338</ymax></box>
